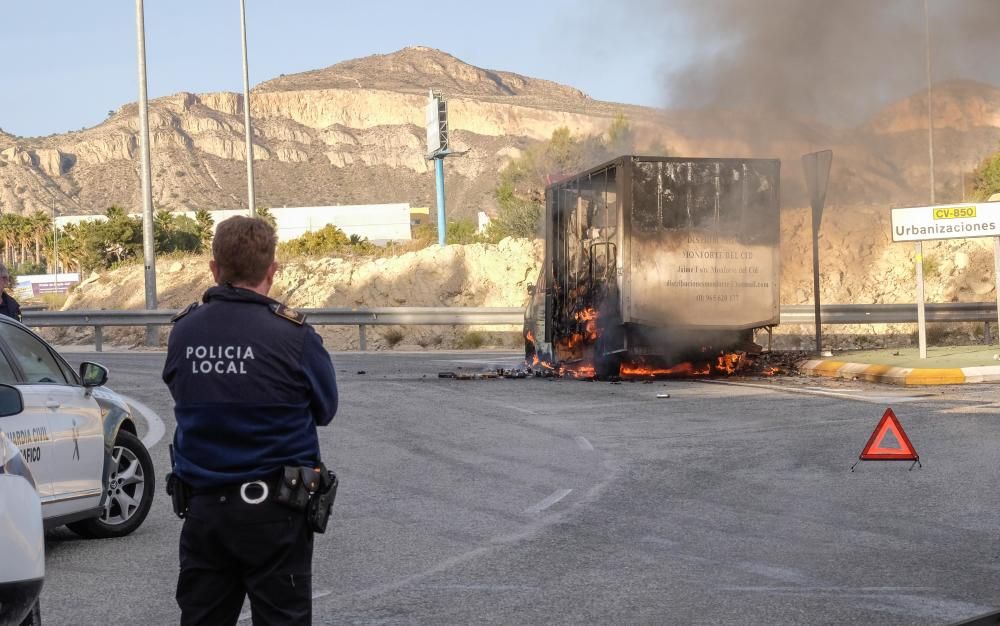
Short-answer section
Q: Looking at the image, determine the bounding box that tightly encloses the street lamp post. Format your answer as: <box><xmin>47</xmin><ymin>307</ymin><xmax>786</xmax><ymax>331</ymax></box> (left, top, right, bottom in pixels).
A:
<box><xmin>240</xmin><ymin>0</ymin><xmax>256</xmax><ymax>217</ymax></box>
<box><xmin>913</xmin><ymin>0</ymin><xmax>935</xmax><ymax>359</ymax></box>
<box><xmin>135</xmin><ymin>0</ymin><xmax>158</xmax><ymax>346</ymax></box>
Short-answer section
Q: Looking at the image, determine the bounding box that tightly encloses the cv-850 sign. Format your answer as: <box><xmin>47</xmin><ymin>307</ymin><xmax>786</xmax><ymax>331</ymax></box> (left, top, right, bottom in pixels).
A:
<box><xmin>891</xmin><ymin>201</ymin><xmax>1000</xmax><ymax>242</ymax></box>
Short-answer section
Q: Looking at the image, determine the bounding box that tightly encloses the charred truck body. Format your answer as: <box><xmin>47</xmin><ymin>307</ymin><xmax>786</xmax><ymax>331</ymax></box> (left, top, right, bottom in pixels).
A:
<box><xmin>525</xmin><ymin>155</ymin><xmax>781</xmax><ymax>378</ymax></box>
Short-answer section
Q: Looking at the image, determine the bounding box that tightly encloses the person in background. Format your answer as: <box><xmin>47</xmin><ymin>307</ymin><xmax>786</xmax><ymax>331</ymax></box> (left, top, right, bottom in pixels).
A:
<box><xmin>0</xmin><ymin>265</ymin><xmax>22</xmax><ymax>321</ymax></box>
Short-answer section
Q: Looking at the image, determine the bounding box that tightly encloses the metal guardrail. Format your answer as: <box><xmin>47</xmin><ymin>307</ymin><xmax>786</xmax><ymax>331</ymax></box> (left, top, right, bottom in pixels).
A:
<box><xmin>21</xmin><ymin>307</ymin><xmax>526</xmax><ymax>352</ymax></box>
<box><xmin>20</xmin><ymin>303</ymin><xmax>1000</xmax><ymax>352</ymax></box>
<box><xmin>779</xmin><ymin>303</ymin><xmax>998</xmax><ymax>324</ymax></box>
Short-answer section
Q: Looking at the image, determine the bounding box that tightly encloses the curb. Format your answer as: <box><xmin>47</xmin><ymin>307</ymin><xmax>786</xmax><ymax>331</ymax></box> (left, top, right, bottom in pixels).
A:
<box><xmin>798</xmin><ymin>359</ymin><xmax>1000</xmax><ymax>385</ymax></box>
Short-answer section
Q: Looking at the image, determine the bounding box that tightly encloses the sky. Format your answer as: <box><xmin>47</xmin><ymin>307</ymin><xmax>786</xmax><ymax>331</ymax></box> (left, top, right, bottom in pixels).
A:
<box><xmin>2</xmin><ymin>1</ymin><xmax>996</xmax><ymax>138</ymax></box>
<box><xmin>0</xmin><ymin>1</ymin><xmax>695</xmax><ymax>137</ymax></box>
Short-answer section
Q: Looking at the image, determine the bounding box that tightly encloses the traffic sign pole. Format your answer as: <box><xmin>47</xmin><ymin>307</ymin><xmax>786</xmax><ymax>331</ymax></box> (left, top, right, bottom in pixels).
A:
<box><xmin>994</xmin><ymin>237</ymin><xmax>1000</xmax><ymax>344</ymax></box>
<box><xmin>802</xmin><ymin>150</ymin><xmax>833</xmax><ymax>356</ymax></box>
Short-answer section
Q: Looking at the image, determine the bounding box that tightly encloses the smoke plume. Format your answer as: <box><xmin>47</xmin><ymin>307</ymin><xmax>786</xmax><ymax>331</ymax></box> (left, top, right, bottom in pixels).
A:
<box><xmin>664</xmin><ymin>0</ymin><xmax>1000</xmax><ymax>126</ymax></box>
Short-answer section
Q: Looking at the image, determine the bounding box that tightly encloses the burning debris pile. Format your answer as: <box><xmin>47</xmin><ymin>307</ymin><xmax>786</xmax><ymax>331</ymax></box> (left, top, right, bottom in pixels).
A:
<box><xmin>527</xmin><ymin>348</ymin><xmax>788</xmax><ymax>381</ymax></box>
<box><xmin>434</xmin><ymin>349</ymin><xmax>800</xmax><ymax>383</ymax></box>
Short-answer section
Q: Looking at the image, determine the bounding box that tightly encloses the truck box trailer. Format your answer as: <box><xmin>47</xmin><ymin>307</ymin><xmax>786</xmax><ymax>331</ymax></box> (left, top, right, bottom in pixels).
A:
<box><xmin>524</xmin><ymin>155</ymin><xmax>781</xmax><ymax>378</ymax></box>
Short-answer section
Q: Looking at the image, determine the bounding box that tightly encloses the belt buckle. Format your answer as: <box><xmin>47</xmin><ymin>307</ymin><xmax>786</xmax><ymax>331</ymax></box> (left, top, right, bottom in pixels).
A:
<box><xmin>240</xmin><ymin>480</ymin><xmax>269</xmax><ymax>504</ymax></box>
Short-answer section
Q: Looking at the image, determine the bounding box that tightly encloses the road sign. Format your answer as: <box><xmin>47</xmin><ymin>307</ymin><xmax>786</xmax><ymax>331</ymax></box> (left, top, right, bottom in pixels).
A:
<box><xmin>425</xmin><ymin>90</ymin><xmax>449</xmax><ymax>159</ymax></box>
<box><xmin>802</xmin><ymin>150</ymin><xmax>833</xmax><ymax>230</ymax></box>
<box><xmin>891</xmin><ymin>201</ymin><xmax>1000</xmax><ymax>242</ymax></box>
<box><xmin>852</xmin><ymin>408</ymin><xmax>920</xmax><ymax>470</ymax></box>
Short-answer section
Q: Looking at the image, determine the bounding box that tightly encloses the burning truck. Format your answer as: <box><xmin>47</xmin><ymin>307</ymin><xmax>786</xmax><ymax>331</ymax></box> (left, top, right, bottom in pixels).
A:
<box><xmin>524</xmin><ymin>155</ymin><xmax>781</xmax><ymax>379</ymax></box>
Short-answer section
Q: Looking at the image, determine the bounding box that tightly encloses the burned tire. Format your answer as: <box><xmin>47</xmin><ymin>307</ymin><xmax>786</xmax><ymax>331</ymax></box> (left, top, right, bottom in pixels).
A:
<box><xmin>67</xmin><ymin>430</ymin><xmax>155</xmax><ymax>539</ymax></box>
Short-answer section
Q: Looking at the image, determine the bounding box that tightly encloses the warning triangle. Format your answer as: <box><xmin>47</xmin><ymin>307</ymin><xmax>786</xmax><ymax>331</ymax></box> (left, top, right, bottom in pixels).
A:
<box><xmin>859</xmin><ymin>408</ymin><xmax>919</xmax><ymax>461</ymax></box>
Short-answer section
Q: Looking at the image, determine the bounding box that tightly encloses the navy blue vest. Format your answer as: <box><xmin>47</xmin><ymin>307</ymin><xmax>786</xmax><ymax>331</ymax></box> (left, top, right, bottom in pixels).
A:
<box><xmin>163</xmin><ymin>286</ymin><xmax>338</xmax><ymax>488</ymax></box>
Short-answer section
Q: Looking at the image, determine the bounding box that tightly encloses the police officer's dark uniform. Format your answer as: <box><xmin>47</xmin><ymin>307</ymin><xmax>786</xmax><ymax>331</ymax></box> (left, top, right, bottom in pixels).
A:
<box><xmin>163</xmin><ymin>283</ymin><xmax>338</xmax><ymax>625</ymax></box>
<box><xmin>0</xmin><ymin>290</ymin><xmax>21</xmax><ymax>321</ymax></box>
<box><xmin>0</xmin><ymin>264</ymin><xmax>21</xmax><ymax>321</ymax></box>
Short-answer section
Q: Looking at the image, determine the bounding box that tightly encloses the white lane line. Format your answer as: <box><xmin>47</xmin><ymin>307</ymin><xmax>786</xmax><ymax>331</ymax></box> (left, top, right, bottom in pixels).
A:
<box><xmin>118</xmin><ymin>394</ymin><xmax>165</xmax><ymax>449</ymax></box>
<box><xmin>500</xmin><ymin>404</ymin><xmax>536</xmax><ymax>415</ymax></box>
<box><xmin>238</xmin><ymin>590</ymin><xmax>333</xmax><ymax>621</ymax></box>
<box><xmin>574</xmin><ymin>436</ymin><xmax>594</xmax><ymax>451</ymax></box>
<box><xmin>697</xmin><ymin>380</ymin><xmax>928</xmax><ymax>404</ymax></box>
<box><xmin>524</xmin><ymin>488</ymin><xmax>572</xmax><ymax>515</ymax></box>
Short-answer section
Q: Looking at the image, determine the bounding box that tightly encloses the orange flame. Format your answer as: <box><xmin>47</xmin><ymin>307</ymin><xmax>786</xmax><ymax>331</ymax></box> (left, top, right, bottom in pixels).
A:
<box><xmin>619</xmin><ymin>352</ymin><xmax>751</xmax><ymax>379</ymax></box>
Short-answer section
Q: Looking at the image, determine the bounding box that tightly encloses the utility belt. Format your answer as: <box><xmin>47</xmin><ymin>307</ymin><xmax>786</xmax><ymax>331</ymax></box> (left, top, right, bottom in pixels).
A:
<box><xmin>166</xmin><ymin>449</ymin><xmax>338</xmax><ymax>534</ymax></box>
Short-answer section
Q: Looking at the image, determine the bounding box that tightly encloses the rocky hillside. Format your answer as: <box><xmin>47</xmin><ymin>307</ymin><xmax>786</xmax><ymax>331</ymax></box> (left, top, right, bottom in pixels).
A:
<box><xmin>1</xmin><ymin>47</ymin><xmax>998</xmax><ymax>223</ymax></box>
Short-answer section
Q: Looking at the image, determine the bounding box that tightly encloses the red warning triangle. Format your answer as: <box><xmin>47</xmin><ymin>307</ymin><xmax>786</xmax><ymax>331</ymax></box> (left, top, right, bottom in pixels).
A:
<box><xmin>859</xmin><ymin>408</ymin><xmax>919</xmax><ymax>461</ymax></box>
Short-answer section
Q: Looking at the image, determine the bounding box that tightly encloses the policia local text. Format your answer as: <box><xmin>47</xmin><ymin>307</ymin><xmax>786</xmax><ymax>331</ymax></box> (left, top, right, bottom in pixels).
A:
<box><xmin>185</xmin><ymin>345</ymin><xmax>256</xmax><ymax>374</ymax></box>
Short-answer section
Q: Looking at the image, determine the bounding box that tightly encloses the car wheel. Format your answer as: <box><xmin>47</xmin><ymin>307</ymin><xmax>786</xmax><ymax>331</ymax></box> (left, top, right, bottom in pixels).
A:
<box><xmin>67</xmin><ymin>430</ymin><xmax>155</xmax><ymax>539</ymax></box>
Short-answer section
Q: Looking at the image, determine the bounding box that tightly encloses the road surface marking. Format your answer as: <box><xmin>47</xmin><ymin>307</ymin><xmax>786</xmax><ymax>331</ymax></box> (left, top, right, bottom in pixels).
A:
<box><xmin>574</xmin><ymin>436</ymin><xmax>594</xmax><ymax>451</ymax></box>
<box><xmin>119</xmin><ymin>394</ymin><xmax>165</xmax><ymax>449</ymax></box>
<box><xmin>500</xmin><ymin>404</ymin><xmax>537</xmax><ymax>415</ymax></box>
<box><xmin>524</xmin><ymin>488</ymin><xmax>572</xmax><ymax>514</ymax></box>
<box><xmin>698</xmin><ymin>380</ymin><xmax>929</xmax><ymax>404</ymax></box>
<box><xmin>239</xmin><ymin>590</ymin><xmax>333</xmax><ymax>621</ymax></box>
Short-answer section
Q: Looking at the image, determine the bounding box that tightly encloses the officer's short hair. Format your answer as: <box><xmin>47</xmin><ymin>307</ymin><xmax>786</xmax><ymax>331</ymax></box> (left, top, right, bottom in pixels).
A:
<box><xmin>212</xmin><ymin>216</ymin><xmax>277</xmax><ymax>285</ymax></box>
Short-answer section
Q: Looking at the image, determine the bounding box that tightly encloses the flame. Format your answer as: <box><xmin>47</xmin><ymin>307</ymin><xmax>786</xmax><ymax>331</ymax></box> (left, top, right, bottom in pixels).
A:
<box><xmin>575</xmin><ymin>308</ymin><xmax>599</xmax><ymax>342</ymax></box>
<box><xmin>525</xmin><ymin>330</ymin><xmax>535</xmax><ymax>344</ymax></box>
<box><xmin>619</xmin><ymin>352</ymin><xmax>751</xmax><ymax>379</ymax></box>
<box><xmin>559</xmin><ymin>362</ymin><xmax>595</xmax><ymax>379</ymax></box>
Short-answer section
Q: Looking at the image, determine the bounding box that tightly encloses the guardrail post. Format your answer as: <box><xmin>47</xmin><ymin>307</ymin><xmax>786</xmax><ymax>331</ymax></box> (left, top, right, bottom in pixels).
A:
<box><xmin>359</xmin><ymin>324</ymin><xmax>367</xmax><ymax>352</ymax></box>
<box><xmin>986</xmin><ymin>321</ymin><xmax>992</xmax><ymax>345</ymax></box>
<box><xmin>95</xmin><ymin>326</ymin><xmax>103</xmax><ymax>353</ymax></box>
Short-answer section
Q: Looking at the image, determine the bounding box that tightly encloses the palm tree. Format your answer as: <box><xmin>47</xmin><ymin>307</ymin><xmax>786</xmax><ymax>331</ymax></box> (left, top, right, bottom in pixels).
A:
<box><xmin>0</xmin><ymin>213</ymin><xmax>20</xmax><ymax>266</ymax></box>
<box><xmin>30</xmin><ymin>211</ymin><xmax>52</xmax><ymax>267</ymax></box>
<box><xmin>194</xmin><ymin>209</ymin><xmax>214</xmax><ymax>252</ymax></box>
<box><xmin>16</xmin><ymin>216</ymin><xmax>31</xmax><ymax>267</ymax></box>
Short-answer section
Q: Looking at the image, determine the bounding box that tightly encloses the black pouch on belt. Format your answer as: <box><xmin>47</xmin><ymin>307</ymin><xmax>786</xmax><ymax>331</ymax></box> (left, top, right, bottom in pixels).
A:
<box><xmin>274</xmin><ymin>466</ymin><xmax>313</xmax><ymax>511</ymax></box>
<box><xmin>307</xmin><ymin>465</ymin><xmax>339</xmax><ymax>534</ymax></box>
<box><xmin>165</xmin><ymin>472</ymin><xmax>190</xmax><ymax>519</ymax></box>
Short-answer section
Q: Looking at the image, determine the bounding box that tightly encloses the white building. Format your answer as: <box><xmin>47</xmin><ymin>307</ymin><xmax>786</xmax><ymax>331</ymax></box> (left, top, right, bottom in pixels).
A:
<box><xmin>54</xmin><ymin>203</ymin><xmax>413</xmax><ymax>244</ymax></box>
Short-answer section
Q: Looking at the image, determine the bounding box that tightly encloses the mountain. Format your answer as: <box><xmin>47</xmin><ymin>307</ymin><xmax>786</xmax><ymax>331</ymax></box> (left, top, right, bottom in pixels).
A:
<box><xmin>0</xmin><ymin>47</ymin><xmax>998</xmax><ymax>222</ymax></box>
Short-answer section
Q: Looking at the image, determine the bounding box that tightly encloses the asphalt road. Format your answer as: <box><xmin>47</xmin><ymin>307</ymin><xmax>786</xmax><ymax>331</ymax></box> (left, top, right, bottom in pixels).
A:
<box><xmin>38</xmin><ymin>350</ymin><xmax>1000</xmax><ymax>625</ymax></box>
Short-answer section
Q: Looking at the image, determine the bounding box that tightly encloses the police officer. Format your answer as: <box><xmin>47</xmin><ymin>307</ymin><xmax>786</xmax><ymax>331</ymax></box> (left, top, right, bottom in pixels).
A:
<box><xmin>0</xmin><ymin>264</ymin><xmax>22</xmax><ymax>321</ymax></box>
<box><xmin>162</xmin><ymin>216</ymin><xmax>338</xmax><ymax>625</ymax></box>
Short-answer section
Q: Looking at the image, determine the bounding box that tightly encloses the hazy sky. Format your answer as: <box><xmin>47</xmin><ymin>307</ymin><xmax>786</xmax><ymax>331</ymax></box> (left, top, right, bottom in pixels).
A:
<box><xmin>0</xmin><ymin>1</ymin><xmax>695</xmax><ymax>137</ymax></box>
<box><xmin>2</xmin><ymin>1</ymin><xmax>996</xmax><ymax>138</ymax></box>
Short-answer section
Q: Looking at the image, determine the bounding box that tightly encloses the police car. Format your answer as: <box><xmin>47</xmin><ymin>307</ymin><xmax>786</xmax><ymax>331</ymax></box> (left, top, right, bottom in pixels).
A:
<box><xmin>0</xmin><ymin>427</ymin><xmax>44</xmax><ymax>626</ymax></box>
<box><xmin>0</xmin><ymin>315</ymin><xmax>154</xmax><ymax>539</ymax></box>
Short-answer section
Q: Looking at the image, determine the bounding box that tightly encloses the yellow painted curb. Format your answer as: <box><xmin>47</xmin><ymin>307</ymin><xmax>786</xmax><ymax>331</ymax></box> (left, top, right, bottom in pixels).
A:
<box><xmin>798</xmin><ymin>359</ymin><xmax>971</xmax><ymax>385</ymax></box>
<box><xmin>903</xmin><ymin>368</ymin><xmax>966</xmax><ymax>385</ymax></box>
<box><xmin>810</xmin><ymin>361</ymin><xmax>847</xmax><ymax>377</ymax></box>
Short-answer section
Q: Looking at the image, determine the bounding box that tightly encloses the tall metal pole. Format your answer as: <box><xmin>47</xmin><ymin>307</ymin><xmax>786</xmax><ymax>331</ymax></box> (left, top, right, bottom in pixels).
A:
<box><xmin>240</xmin><ymin>0</ymin><xmax>256</xmax><ymax>217</ymax></box>
<box><xmin>135</xmin><ymin>0</ymin><xmax>158</xmax><ymax>346</ymax></box>
<box><xmin>52</xmin><ymin>208</ymin><xmax>57</xmax><ymax>287</ymax></box>
<box><xmin>434</xmin><ymin>158</ymin><xmax>446</xmax><ymax>246</ymax></box>
<box><xmin>914</xmin><ymin>0</ymin><xmax>935</xmax><ymax>359</ymax></box>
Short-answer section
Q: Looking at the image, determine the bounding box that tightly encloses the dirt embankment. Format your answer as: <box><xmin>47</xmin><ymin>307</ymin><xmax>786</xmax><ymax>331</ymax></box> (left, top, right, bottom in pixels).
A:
<box><xmin>51</xmin><ymin>237</ymin><xmax>542</xmax><ymax>350</ymax></box>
